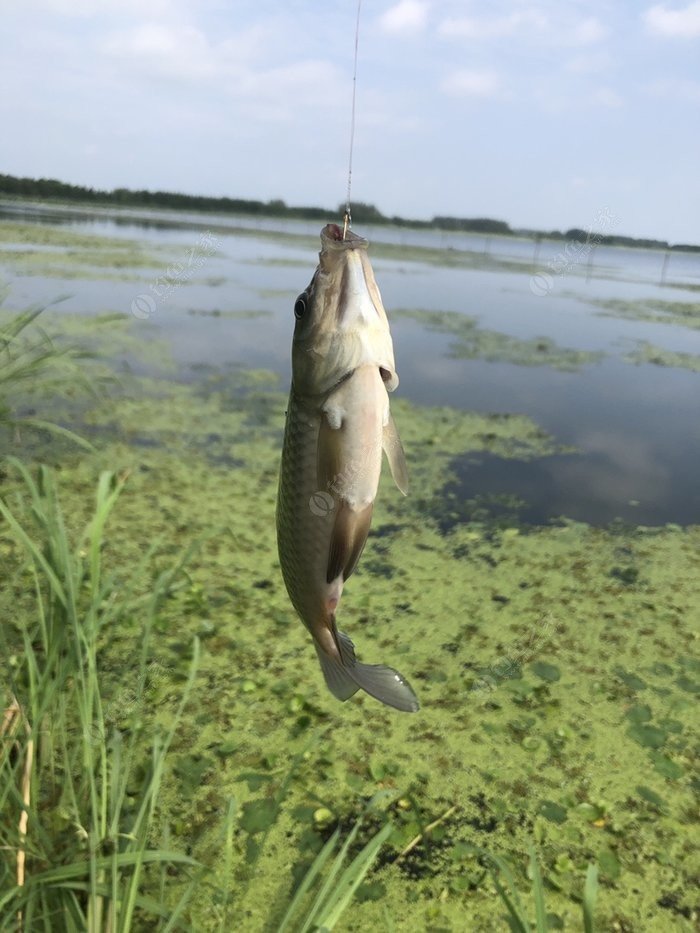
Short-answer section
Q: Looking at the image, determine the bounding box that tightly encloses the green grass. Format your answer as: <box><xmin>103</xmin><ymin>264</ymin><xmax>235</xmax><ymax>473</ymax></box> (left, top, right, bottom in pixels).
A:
<box><xmin>277</xmin><ymin>795</ymin><xmax>397</xmax><ymax>933</ymax></box>
<box><xmin>0</xmin><ymin>456</ymin><xmax>608</xmax><ymax>932</ymax></box>
<box><xmin>0</xmin><ymin>459</ymin><xmax>405</xmax><ymax>932</ymax></box>
<box><xmin>0</xmin><ymin>301</ymin><xmax>96</xmax><ymax>449</ymax></box>
<box><xmin>4</xmin><ymin>359</ymin><xmax>694</xmax><ymax>929</ymax></box>
<box><xmin>0</xmin><ymin>459</ymin><xmax>201</xmax><ymax>930</ymax></box>
<box><xmin>467</xmin><ymin>845</ymin><xmax>598</xmax><ymax>932</ymax></box>
<box><xmin>2</xmin><ymin>213</ymin><xmax>697</xmax><ymax>930</ymax></box>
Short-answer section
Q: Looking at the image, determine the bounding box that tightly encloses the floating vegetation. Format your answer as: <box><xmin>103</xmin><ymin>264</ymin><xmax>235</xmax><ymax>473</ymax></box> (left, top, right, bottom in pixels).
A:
<box><xmin>245</xmin><ymin>256</ymin><xmax>311</xmax><ymax>268</ymax></box>
<box><xmin>0</xmin><ymin>220</ymin><xmax>186</xmax><ymax>280</ymax></box>
<box><xmin>591</xmin><ymin>297</ymin><xmax>700</xmax><ymax>330</ymax></box>
<box><xmin>395</xmin><ymin>308</ymin><xmax>604</xmax><ymax>371</ymax></box>
<box><xmin>3</xmin><ymin>342</ymin><xmax>698</xmax><ymax>928</ymax></box>
<box><xmin>1</xmin><ymin>217</ymin><xmax>699</xmax><ymax>930</ymax></box>
<box><xmin>624</xmin><ymin>341</ymin><xmax>700</xmax><ymax>373</ymax></box>
<box><xmin>187</xmin><ymin>308</ymin><xmax>273</xmax><ymax>319</ymax></box>
<box><xmin>0</xmin><ymin>302</ymin><xmax>101</xmax><ymax>450</ymax></box>
<box><xmin>0</xmin><ymin>220</ymin><xmax>148</xmax><ymax>249</ymax></box>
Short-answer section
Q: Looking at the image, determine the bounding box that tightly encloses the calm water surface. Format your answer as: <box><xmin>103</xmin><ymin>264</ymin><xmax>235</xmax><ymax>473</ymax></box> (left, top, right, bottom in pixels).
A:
<box><xmin>2</xmin><ymin>202</ymin><xmax>699</xmax><ymax>527</ymax></box>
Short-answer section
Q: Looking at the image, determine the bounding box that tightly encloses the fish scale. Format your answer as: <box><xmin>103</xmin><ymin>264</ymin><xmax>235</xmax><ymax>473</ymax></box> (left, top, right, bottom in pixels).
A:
<box><xmin>276</xmin><ymin>395</ymin><xmax>336</xmax><ymax>624</ymax></box>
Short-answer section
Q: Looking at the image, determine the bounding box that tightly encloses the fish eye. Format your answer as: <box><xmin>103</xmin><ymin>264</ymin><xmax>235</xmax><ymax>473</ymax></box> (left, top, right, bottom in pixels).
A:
<box><xmin>294</xmin><ymin>293</ymin><xmax>307</xmax><ymax>320</ymax></box>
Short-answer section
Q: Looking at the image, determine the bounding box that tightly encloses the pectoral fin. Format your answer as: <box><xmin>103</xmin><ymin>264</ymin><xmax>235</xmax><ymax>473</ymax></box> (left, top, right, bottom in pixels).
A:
<box><xmin>382</xmin><ymin>413</ymin><xmax>409</xmax><ymax>495</ymax></box>
<box><xmin>326</xmin><ymin>501</ymin><xmax>373</xmax><ymax>584</ymax></box>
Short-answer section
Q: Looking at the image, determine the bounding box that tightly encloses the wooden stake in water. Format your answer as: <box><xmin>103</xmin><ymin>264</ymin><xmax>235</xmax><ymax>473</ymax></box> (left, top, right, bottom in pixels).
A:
<box><xmin>343</xmin><ymin>0</ymin><xmax>362</xmax><ymax>239</ymax></box>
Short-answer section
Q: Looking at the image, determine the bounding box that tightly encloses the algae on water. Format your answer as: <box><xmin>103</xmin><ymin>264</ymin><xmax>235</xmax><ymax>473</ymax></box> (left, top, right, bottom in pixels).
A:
<box><xmin>3</xmin><ymin>345</ymin><xmax>697</xmax><ymax>931</ymax></box>
<box><xmin>1</xmin><ymin>219</ymin><xmax>699</xmax><ymax>931</ymax></box>
<box><xmin>0</xmin><ymin>219</ymin><xmax>211</xmax><ymax>281</ymax></box>
<box><xmin>590</xmin><ymin>296</ymin><xmax>700</xmax><ymax>330</ymax></box>
<box><xmin>395</xmin><ymin>308</ymin><xmax>604</xmax><ymax>371</ymax></box>
<box><xmin>624</xmin><ymin>340</ymin><xmax>700</xmax><ymax>373</ymax></box>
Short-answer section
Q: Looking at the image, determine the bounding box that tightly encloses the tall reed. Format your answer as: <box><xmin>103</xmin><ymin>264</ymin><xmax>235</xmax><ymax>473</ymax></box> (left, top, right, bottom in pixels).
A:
<box><xmin>0</xmin><ymin>459</ymin><xmax>199</xmax><ymax>931</ymax></box>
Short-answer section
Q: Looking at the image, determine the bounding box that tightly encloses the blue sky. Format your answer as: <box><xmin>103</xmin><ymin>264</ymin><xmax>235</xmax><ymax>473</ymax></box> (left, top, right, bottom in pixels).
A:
<box><xmin>2</xmin><ymin>0</ymin><xmax>699</xmax><ymax>242</ymax></box>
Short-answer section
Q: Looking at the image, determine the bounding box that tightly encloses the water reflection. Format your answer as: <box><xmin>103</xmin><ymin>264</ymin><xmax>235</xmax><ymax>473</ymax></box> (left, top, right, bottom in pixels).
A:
<box><xmin>445</xmin><ymin>444</ymin><xmax>698</xmax><ymax>528</ymax></box>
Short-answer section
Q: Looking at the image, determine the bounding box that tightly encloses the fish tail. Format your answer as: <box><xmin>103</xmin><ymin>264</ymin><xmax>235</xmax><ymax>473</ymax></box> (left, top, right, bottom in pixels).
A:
<box><xmin>316</xmin><ymin>630</ymin><xmax>420</xmax><ymax>713</ymax></box>
<box><xmin>314</xmin><ymin>640</ymin><xmax>360</xmax><ymax>702</ymax></box>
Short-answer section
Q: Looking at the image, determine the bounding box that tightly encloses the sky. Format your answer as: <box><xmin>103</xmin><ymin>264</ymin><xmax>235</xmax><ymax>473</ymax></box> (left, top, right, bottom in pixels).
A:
<box><xmin>1</xmin><ymin>0</ymin><xmax>699</xmax><ymax>243</ymax></box>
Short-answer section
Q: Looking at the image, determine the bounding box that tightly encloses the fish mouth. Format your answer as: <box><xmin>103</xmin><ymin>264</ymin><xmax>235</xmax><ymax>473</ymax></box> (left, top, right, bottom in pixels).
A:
<box><xmin>318</xmin><ymin>224</ymin><xmax>381</xmax><ymax>328</ymax></box>
<box><xmin>320</xmin><ymin>223</ymin><xmax>368</xmax><ymax>251</ymax></box>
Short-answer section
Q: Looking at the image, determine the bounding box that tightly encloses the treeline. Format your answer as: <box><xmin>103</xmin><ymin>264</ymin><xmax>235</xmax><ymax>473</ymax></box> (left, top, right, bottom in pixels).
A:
<box><xmin>1</xmin><ymin>173</ymin><xmax>697</xmax><ymax>251</ymax></box>
<box><xmin>534</xmin><ymin>226</ymin><xmax>698</xmax><ymax>253</ymax></box>
<box><xmin>0</xmin><ymin>173</ymin><xmax>329</xmax><ymax>221</ymax></box>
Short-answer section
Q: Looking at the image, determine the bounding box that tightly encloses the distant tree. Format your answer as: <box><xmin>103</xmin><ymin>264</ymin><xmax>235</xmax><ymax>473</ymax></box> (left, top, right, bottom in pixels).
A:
<box><xmin>432</xmin><ymin>216</ymin><xmax>512</xmax><ymax>235</ymax></box>
<box><xmin>564</xmin><ymin>228</ymin><xmax>588</xmax><ymax>242</ymax></box>
<box><xmin>0</xmin><ymin>173</ymin><xmax>696</xmax><ymax>251</ymax></box>
<box><xmin>340</xmin><ymin>201</ymin><xmax>386</xmax><ymax>223</ymax></box>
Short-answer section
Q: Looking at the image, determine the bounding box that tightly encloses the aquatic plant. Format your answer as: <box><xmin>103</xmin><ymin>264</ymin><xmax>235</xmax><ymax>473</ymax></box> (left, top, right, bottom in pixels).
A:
<box><xmin>472</xmin><ymin>845</ymin><xmax>598</xmax><ymax>932</ymax></box>
<box><xmin>0</xmin><ymin>300</ymin><xmax>94</xmax><ymax>451</ymax></box>
<box><xmin>0</xmin><ymin>460</ymin><xmax>200</xmax><ymax>929</ymax></box>
<box><xmin>0</xmin><ymin>460</ymin><xmax>397</xmax><ymax>932</ymax></box>
<box><xmin>276</xmin><ymin>796</ymin><xmax>396</xmax><ymax>933</ymax></box>
<box><xmin>1</xmin><ymin>209</ymin><xmax>698</xmax><ymax>928</ymax></box>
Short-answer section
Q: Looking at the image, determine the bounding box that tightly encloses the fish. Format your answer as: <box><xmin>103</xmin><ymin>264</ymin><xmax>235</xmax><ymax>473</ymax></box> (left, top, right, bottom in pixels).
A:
<box><xmin>276</xmin><ymin>222</ymin><xmax>419</xmax><ymax>713</ymax></box>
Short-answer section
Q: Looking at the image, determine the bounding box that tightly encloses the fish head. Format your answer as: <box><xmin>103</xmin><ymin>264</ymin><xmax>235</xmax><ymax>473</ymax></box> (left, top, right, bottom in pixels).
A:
<box><xmin>291</xmin><ymin>223</ymin><xmax>399</xmax><ymax>398</ymax></box>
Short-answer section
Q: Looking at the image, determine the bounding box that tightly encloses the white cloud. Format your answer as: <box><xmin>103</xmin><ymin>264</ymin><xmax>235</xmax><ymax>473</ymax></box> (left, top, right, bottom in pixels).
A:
<box><xmin>438</xmin><ymin>10</ymin><xmax>547</xmax><ymax>40</ymax></box>
<box><xmin>438</xmin><ymin>10</ymin><xmax>607</xmax><ymax>46</ymax></box>
<box><xmin>566</xmin><ymin>51</ymin><xmax>613</xmax><ymax>74</ymax></box>
<box><xmin>441</xmin><ymin>69</ymin><xmax>501</xmax><ymax>98</ymax></box>
<box><xmin>104</xmin><ymin>23</ymin><xmax>216</xmax><ymax>79</ymax></box>
<box><xmin>379</xmin><ymin>0</ymin><xmax>429</xmax><ymax>35</ymax></box>
<box><xmin>19</xmin><ymin>0</ymin><xmax>177</xmax><ymax>15</ymax></box>
<box><xmin>98</xmin><ymin>18</ymin><xmax>347</xmax><ymax>127</ymax></box>
<box><xmin>572</xmin><ymin>17</ymin><xmax>608</xmax><ymax>44</ymax></box>
<box><xmin>592</xmin><ymin>87</ymin><xmax>624</xmax><ymax>108</ymax></box>
<box><xmin>102</xmin><ymin>21</ymin><xmax>284</xmax><ymax>85</ymax></box>
<box><xmin>644</xmin><ymin>1</ymin><xmax>700</xmax><ymax>37</ymax></box>
<box><xmin>647</xmin><ymin>77</ymin><xmax>700</xmax><ymax>100</ymax></box>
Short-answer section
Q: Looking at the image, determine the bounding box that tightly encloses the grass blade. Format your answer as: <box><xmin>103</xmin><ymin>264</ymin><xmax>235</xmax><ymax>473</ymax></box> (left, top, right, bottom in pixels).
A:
<box><xmin>583</xmin><ymin>862</ymin><xmax>598</xmax><ymax>933</ymax></box>
<box><xmin>317</xmin><ymin>821</ymin><xmax>394</xmax><ymax>930</ymax></box>
<box><xmin>300</xmin><ymin>820</ymin><xmax>365</xmax><ymax>933</ymax></box>
<box><xmin>215</xmin><ymin>797</ymin><xmax>237</xmax><ymax>931</ymax></box>
<box><xmin>11</xmin><ymin>418</ymin><xmax>95</xmax><ymax>451</ymax></box>
<box><xmin>277</xmin><ymin>829</ymin><xmax>341</xmax><ymax>933</ymax></box>
<box><xmin>471</xmin><ymin>848</ymin><xmax>531</xmax><ymax>933</ymax></box>
<box><xmin>0</xmin><ymin>462</ymin><xmax>202</xmax><ymax>929</ymax></box>
<box><xmin>529</xmin><ymin>845</ymin><xmax>548</xmax><ymax>933</ymax></box>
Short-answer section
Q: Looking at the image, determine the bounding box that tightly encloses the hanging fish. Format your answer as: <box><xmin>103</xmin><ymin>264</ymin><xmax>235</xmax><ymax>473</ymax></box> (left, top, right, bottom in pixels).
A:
<box><xmin>276</xmin><ymin>223</ymin><xmax>419</xmax><ymax>712</ymax></box>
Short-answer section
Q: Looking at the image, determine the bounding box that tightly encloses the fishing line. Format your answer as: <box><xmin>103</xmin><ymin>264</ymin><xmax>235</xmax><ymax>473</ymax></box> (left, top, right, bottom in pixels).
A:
<box><xmin>343</xmin><ymin>0</ymin><xmax>362</xmax><ymax>239</ymax></box>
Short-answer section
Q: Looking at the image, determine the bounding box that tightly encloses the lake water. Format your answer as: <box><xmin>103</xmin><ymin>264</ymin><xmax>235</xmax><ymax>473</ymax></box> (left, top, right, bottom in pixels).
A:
<box><xmin>2</xmin><ymin>200</ymin><xmax>699</xmax><ymax>527</ymax></box>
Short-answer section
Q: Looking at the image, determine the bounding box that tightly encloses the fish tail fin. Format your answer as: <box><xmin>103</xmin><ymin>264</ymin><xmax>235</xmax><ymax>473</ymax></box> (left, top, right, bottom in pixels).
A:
<box><xmin>319</xmin><ymin>630</ymin><xmax>419</xmax><ymax>713</ymax></box>
<box><xmin>314</xmin><ymin>642</ymin><xmax>360</xmax><ymax>702</ymax></box>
